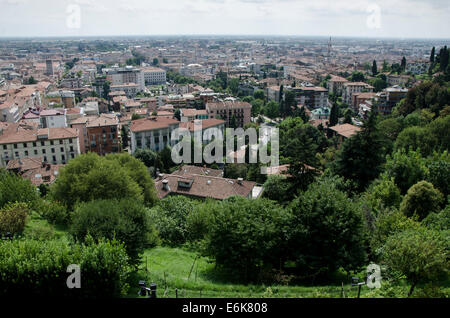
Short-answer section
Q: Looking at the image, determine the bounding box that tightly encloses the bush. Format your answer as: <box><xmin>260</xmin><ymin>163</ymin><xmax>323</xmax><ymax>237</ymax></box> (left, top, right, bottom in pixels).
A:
<box><xmin>38</xmin><ymin>200</ymin><xmax>69</xmax><ymax>225</ymax></box>
<box><xmin>400</xmin><ymin>181</ymin><xmax>444</xmax><ymax>220</ymax></box>
<box><xmin>0</xmin><ymin>202</ymin><xmax>29</xmax><ymax>236</ymax></box>
<box><xmin>206</xmin><ymin>196</ymin><xmax>291</xmax><ymax>282</ymax></box>
<box><xmin>70</xmin><ymin>199</ymin><xmax>157</xmax><ymax>263</ymax></box>
<box><xmin>0</xmin><ymin>237</ymin><xmax>130</xmax><ymax>298</ymax></box>
<box><xmin>0</xmin><ymin>169</ymin><xmax>39</xmax><ymax>209</ymax></box>
<box><xmin>185</xmin><ymin>199</ymin><xmax>215</xmax><ymax>242</ymax></box>
<box><xmin>288</xmin><ymin>177</ymin><xmax>367</xmax><ymax>276</ymax></box>
<box><xmin>148</xmin><ymin>196</ymin><xmax>197</xmax><ymax>246</ymax></box>
<box><xmin>383</xmin><ymin>227</ymin><xmax>449</xmax><ymax>297</ymax></box>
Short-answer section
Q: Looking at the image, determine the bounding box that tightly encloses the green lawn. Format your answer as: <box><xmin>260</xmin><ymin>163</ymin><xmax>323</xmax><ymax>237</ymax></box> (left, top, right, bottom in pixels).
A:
<box><xmin>126</xmin><ymin>247</ymin><xmax>373</xmax><ymax>298</ymax></box>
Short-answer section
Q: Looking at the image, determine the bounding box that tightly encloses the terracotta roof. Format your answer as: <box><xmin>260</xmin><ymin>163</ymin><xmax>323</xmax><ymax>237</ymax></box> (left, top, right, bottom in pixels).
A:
<box><xmin>172</xmin><ymin>165</ymin><xmax>224</xmax><ymax>178</ymax></box>
<box><xmin>130</xmin><ymin>116</ymin><xmax>179</xmax><ymax>132</ymax></box>
<box><xmin>206</xmin><ymin>101</ymin><xmax>251</xmax><ymax>111</ymax></box>
<box><xmin>155</xmin><ymin>174</ymin><xmax>256</xmax><ymax>200</ymax></box>
<box><xmin>179</xmin><ymin>119</ymin><xmax>225</xmax><ymax>132</ymax></box>
<box><xmin>329</xmin><ymin>123</ymin><xmax>361</xmax><ymax>138</ymax></box>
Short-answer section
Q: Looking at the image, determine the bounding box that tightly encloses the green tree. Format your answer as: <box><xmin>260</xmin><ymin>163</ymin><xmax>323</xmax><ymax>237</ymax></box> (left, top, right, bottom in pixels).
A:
<box><xmin>265</xmin><ymin>101</ymin><xmax>280</xmax><ymax>119</ymax></box>
<box><xmin>430</xmin><ymin>47</ymin><xmax>435</xmax><ymax>63</ymax></box>
<box><xmin>71</xmin><ymin>199</ymin><xmax>157</xmax><ymax>263</ymax></box>
<box><xmin>288</xmin><ymin>177</ymin><xmax>367</xmax><ymax>277</ymax></box>
<box><xmin>0</xmin><ymin>202</ymin><xmax>29</xmax><ymax>236</ymax></box>
<box><xmin>253</xmin><ymin>89</ymin><xmax>265</xmax><ymax>100</ymax></box>
<box><xmin>383</xmin><ymin>227</ymin><xmax>449</xmax><ymax>297</ymax></box>
<box><xmin>401</xmin><ymin>56</ymin><xmax>407</xmax><ymax>71</ymax></box>
<box><xmin>372</xmin><ymin>60</ymin><xmax>378</xmax><ymax>76</ymax></box>
<box><xmin>333</xmin><ymin>111</ymin><xmax>386</xmax><ymax>190</ymax></box>
<box><xmin>262</xmin><ymin>175</ymin><xmax>291</xmax><ymax>203</ymax></box>
<box><xmin>0</xmin><ymin>169</ymin><xmax>39</xmax><ymax>209</ymax></box>
<box><xmin>399</xmin><ymin>181</ymin><xmax>444</xmax><ymax>220</ymax></box>
<box><xmin>329</xmin><ymin>103</ymin><xmax>339</xmax><ymax>127</ymax></box>
<box><xmin>152</xmin><ymin>58</ymin><xmax>159</xmax><ymax>66</ymax></box>
<box><xmin>206</xmin><ymin>197</ymin><xmax>291</xmax><ymax>282</ymax></box>
<box><xmin>133</xmin><ymin>149</ymin><xmax>158</xmax><ymax>167</ymax></box>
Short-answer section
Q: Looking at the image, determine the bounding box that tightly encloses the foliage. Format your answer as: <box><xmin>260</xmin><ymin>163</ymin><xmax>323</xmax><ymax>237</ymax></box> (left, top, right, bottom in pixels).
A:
<box><xmin>333</xmin><ymin>111</ymin><xmax>386</xmax><ymax>191</ymax></box>
<box><xmin>38</xmin><ymin>200</ymin><xmax>70</xmax><ymax>225</ymax></box>
<box><xmin>0</xmin><ymin>169</ymin><xmax>39</xmax><ymax>209</ymax></box>
<box><xmin>50</xmin><ymin>153</ymin><xmax>157</xmax><ymax>209</ymax></box>
<box><xmin>206</xmin><ymin>197</ymin><xmax>291</xmax><ymax>282</ymax></box>
<box><xmin>383</xmin><ymin>227</ymin><xmax>449</xmax><ymax>297</ymax></box>
<box><xmin>70</xmin><ymin>199</ymin><xmax>157</xmax><ymax>263</ymax></box>
<box><xmin>262</xmin><ymin>175</ymin><xmax>292</xmax><ymax>203</ymax></box>
<box><xmin>399</xmin><ymin>181</ymin><xmax>444</xmax><ymax>221</ymax></box>
<box><xmin>0</xmin><ymin>237</ymin><xmax>130</xmax><ymax>298</ymax></box>
<box><xmin>0</xmin><ymin>202</ymin><xmax>29</xmax><ymax>236</ymax></box>
<box><xmin>148</xmin><ymin>196</ymin><xmax>196</xmax><ymax>246</ymax></box>
<box><xmin>288</xmin><ymin>177</ymin><xmax>367</xmax><ymax>277</ymax></box>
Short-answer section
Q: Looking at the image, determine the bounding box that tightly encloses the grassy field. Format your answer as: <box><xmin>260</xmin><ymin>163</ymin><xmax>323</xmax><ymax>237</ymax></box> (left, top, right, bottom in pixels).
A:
<box><xmin>126</xmin><ymin>247</ymin><xmax>375</xmax><ymax>298</ymax></box>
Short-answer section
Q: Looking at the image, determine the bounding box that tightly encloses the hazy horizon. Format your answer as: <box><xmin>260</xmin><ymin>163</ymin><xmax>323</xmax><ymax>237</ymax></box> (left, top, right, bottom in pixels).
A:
<box><xmin>0</xmin><ymin>0</ymin><xmax>449</xmax><ymax>39</ymax></box>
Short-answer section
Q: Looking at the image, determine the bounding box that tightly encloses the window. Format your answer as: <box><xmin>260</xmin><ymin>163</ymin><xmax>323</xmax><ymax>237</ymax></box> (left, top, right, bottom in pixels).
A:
<box><xmin>23</xmin><ymin>143</ymin><xmax>27</xmax><ymax>148</ymax></box>
<box><xmin>61</xmin><ymin>155</ymin><xmax>65</xmax><ymax>161</ymax></box>
<box><xmin>51</xmin><ymin>148</ymin><xmax>55</xmax><ymax>153</ymax></box>
<box><xmin>60</xmin><ymin>147</ymin><xmax>64</xmax><ymax>152</ymax></box>
<box><xmin>41</xmin><ymin>141</ymin><xmax>45</xmax><ymax>146</ymax></box>
<box><xmin>50</xmin><ymin>140</ymin><xmax>54</xmax><ymax>145</ymax></box>
<box><xmin>52</xmin><ymin>155</ymin><xmax>56</xmax><ymax>162</ymax></box>
<box><xmin>33</xmin><ymin>142</ymin><xmax>37</xmax><ymax>147</ymax></box>
<box><xmin>42</xmin><ymin>149</ymin><xmax>46</xmax><ymax>154</ymax></box>
<box><xmin>43</xmin><ymin>156</ymin><xmax>47</xmax><ymax>162</ymax></box>
<box><xmin>59</xmin><ymin>140</ymin><xmax>63</xmax><ymax>144</ymax></box>
<box><xmin>2</xmin><ymin>145</ymin><xmax>6</xmax><ymax>150</ymax></box>
<box><xmin>69</xmin><ymin>139</ymin><xmax>72</xmax><ymax>144</ymax></box>
<box><xmin>15</xmin><ymin>152</ymin><xmax>19</xmax><ymax>157</ymax></box>
<box><xmin>70</xmin><ymin>146</ymin><xmax>74</xmax><ymax>152</ymax></box>
<box><xmin>14</xmin><ymin>144</ymin><xmax>17</xmax><ymax>149</ymax></box>
<box><xmin>24</xmin><ymin>151</ymin><xmax>28</xmax><ymax>156</ymax></box>
<box><xmin>34</xmin><ymin>150</ymin><xmax>38</xmax><ymax>155</ymax></box>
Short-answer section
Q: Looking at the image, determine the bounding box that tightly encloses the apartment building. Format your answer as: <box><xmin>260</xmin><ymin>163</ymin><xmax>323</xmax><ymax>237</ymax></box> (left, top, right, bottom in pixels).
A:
<box><xmin>130</xmin><ymin>116</ymin><xmax>180</xmax><ymax>153</ymax></box>
<box><xmin>0</xmin><ymin>122</ymin><xmax>80</xmax><ymax>167</ymax></box>
<box><xmin>70</xmin><ymin>113</ymin><xmax>120</xmax><ymax>155</ymax></box>
<box><xmin>206</xmin><ymin>101</ymin><xmax>252</xmax><ymax>128</ymax></box>
<box><xmin>373</xmin><ymin>85</ymin><xmax>409</xmax><ymax>115</ymax></box>
<box><xmin>46</xmin><ymin>90</ymin><xmax>76</xmax><ymax>108</ymax></box>
<box><xmin>142</xmin><ymin>67</ymin><xmax>167</xmax><ymax>85</ymax></box>
<box><xmin>103</xmin><ymin>66</ymin><xmax>145</xmax><ymax>91</ymax></box>
<box><xmin>179</xmin><ymin>118</ymin><xmax>225</xmax><ymax>144</ymax></box>
<box><xmin>342</xmin><ymin>82</ymin><xmax>374</xmax><ymax>108</ymax></box>
<box><xmin>327</xmin><ymin>75</ymin><xmax>348</xmax><ymax>96</ymax></box>
<box><xmin>291</xmin><ymin>86</ymin><xmax>328</xmax><ymax>109</ymax></box>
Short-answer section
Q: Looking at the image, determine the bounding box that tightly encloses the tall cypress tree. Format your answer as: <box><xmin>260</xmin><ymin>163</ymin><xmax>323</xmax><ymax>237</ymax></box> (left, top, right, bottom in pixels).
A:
<box><xmin>401</xmin><ymin>56</ymin><xmax>407</xmax><ymax>71</ymax></box>
<box><xmin>329</xmin><ymin>103</ymin><xmax>339</xmax><ymax>127</ymax></box>
<box><xmin>430</xmin><ymin>47</ymin><xmax>435</xmax><ymax>63</ymax></box>
<box><xmin>372</xmin><ymin>60</ymin><xmax>378</xmax><ymax>76</ymax></box>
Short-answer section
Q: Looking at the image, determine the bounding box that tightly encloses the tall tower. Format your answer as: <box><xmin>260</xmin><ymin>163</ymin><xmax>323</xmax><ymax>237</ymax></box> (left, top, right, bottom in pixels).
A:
<box><xmin>45</xmin><ymin>59</ymin><xmax>53</xmax><ymax>76</ymax></box>
<box><xmin>327</xmin><ymin>37</ymin><xmax>332</xmax><ymax>61</ymax></box>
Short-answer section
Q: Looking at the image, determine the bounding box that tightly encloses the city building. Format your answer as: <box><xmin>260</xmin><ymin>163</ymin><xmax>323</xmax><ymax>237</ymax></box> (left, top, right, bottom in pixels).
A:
<box><xmin>291</xmin><ymin>86</ymin><xmax>329</xmax><ymax>109</ymax></box>
<box><xmin>0</xmin><ymin>122</ymin><xmax>80</xmax><ymax>166</ymax></box>
<box><xmin>206</xmin><ymin>101</ymin><xmax>251</xmax><ymax>128</ymax></box>
<box><xmin>342</xmin><ymin>82</ymin><xmax>374</xmax><ymax>108</ymax></box>
<box><xmin>179</xmin><ymin>118</ymin><xmax>225</xmax><ymax>144</ymax></box>
<box><xmin>142</xmin><ymin>67</ymin><xmax>167</xmax><ymax>85</ymax></box>
<box><xmin>130</xmin><ymin>116</ymin><xmax>180</xmax><ymax>153</ymax></box>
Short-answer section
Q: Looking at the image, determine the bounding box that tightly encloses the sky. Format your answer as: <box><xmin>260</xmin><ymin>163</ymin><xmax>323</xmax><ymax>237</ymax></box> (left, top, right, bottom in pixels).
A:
<box><xmin>0</xmin><ymin>0</ymin><xmax>449</xmax><ymax>39</ymax></box>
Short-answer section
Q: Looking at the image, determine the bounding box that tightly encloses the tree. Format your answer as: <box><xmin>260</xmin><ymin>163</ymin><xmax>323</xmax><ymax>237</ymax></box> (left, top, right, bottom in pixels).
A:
<box><xmin>228</xmin><ymin>78</ymin><xmax>240</xmax><ymax>96</ymax></box>
<box><xmin>230</xmin><ymin>114</ymin><xmax>237</xmax><ymax>129</ymax></box>
<box><xmin>430</xmin><ymin>47</ymin><xmax>435</xmax><ymax>63</ymax></box>
<box><xmin>133</xmin><ymin>149</ymin><xmax>157</xmax><ymax>167</ymax></box>
<box><xmin>50</xmin><ymin>153</ymin><xmax>157</xmax><ymax>209</ymax></box>
<box><xmin>288</xmin><ymin>177</ymin><xmax>367</xmax><ymax>278</ymax></box>
<box><xmin>333</xmin><ymin>110</ymin><xmax>386</xmax><ymax>190</ymax></box>
<box><xmin>265</xmin><ymin>101</ymin><xmax>280</xmax><ymax>119</ymax></box>
<box><xmin>148</xmin><ymin>196</ymin><xmax>196</xmax><ymax>246</ymax></box>
<box><xmin>383</xmin><ymin>227</ymin><xmax>448</xmax><ymax>297</ymax></box>
<box><xmin>372</xmin><ymin>60</ymin><xmax>378</xmax><ymax>76</ymax></box>
<box><xmin>262</xmin><ymin>175</ymin><xmax>291</xmax><ymax>203</ymax></box>
<box><xmin>401</xmin><ymin>56</ymin><xmax>407</xmax><ymax>71</ymax></box>
<box><xmin>329</xmin><ymin>103</ymin><xmax>339</xmax><ymax>127</ymax></box>
<box><xmin>102</xmin><ymin>81</ymin><xmax>110</xmax><ymax>100</ymax></box>
<box><xmin>253</xmin><ymin>89</ymin><xmax>265</xmax><ymax>100</ymax></box>
<box><xmin>0</xmin><ymin>169</ymin><xmax>39</xmax><ymax>209</ymax></box>
<box><xmin>399</xmin><ymin>181</ymin><xmax>444</xmax><ymax>221</ymax></box>
<box><xmin>152</xmin><ymin>58</ymin><xmax>159</xmax><ymax>66</ymax></box>
<box><xmin>71</xmin><ymin>199</ymin><xmax>156</xmax><ymax>263</ymax></box>
<box><xmin>174</xmin><ymin>109</ymin><xmax>181</xmax><ymax>121</ymax></box>
<box><xmin>121</xmin><ymin>125</ymin><xmax>129</xmax><ymax>149</ymax></box>
<box><xmin>384</xmin><ymin>149</ymin><xmax>428</xmax><ymax>194</ymax></box>
<box><xmin>206</xmin><ymin>197</ymin><xmax>291</xmax><ymax>282</ymax></box>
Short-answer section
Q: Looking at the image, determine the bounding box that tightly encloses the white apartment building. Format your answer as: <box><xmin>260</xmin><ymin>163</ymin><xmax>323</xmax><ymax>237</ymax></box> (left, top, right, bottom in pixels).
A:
<box><xmin>130</xmin><ymin>116</ymin><xmax>180</xmax><ymax>153</ymax></box>
<box><xmin>103</xmin><ymin>66</ymin><xmax>145</xmax><ymax>91</ymax></box>
<box><xmin>0</xmin><ymin>123</ymin><xmax>80</xmax><ymax>167</ymax></box>
<box><xmin>142</xmin><ymin>67</ymin><xmax>167</xmax><ymax>85</ymax></box>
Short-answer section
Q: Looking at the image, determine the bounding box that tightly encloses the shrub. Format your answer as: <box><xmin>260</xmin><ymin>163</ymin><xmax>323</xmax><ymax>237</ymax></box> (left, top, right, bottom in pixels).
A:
<box><xmin>0</xmin><ymin>237</ymin><xmax>130</xmax><ymax>298</ymax></box>
<box><xmin>0</xmin><ymin>202</ymin><xmax>29</xmax><ymax>236</ymax></box>
<box><xmin>400</xmin><ymin>181</ymin><xmax>444</xmax><ymax>220</ymax></box>
<box><xmin>185</xmin><ymin>199</ymin><xmax>215</xmax><ymax>242</ymax></box>
<box><xmin>0</xmin><ymin>169</ymin><xmax>39</xmax><ymax>209</ymax></box>
<box><xmin>70</xmin><ymin>199</ymin><xmax>157</xmax><ymax>263</ymax></box>
<box><xmin>38</xmin><ymin>200</ymin><xmax>69</xmax><ymax>225</ymax></box>
<box><xmin>206</xmin><ymin>197</ymin><xmax>291</xmax><ymax>282</ymax></box>
<box><xmin>148</xmin><ymin>196</ymin><xmax>197</xmax><ymax>246</ymax></box>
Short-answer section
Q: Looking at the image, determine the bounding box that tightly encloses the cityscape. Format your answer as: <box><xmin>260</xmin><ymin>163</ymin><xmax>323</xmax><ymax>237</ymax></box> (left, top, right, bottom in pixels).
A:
<box><xmin>0</xmin><ymin>0</ymin><xmax>449</xmax><ymax>307</ymax></box>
